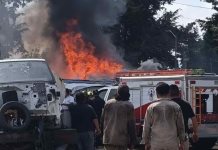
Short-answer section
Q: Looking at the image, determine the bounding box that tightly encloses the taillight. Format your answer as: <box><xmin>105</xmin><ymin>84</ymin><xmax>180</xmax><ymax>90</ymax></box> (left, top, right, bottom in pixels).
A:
<box><xmin>175</xmin><ymin>80</ymin><xmax>180</xmax><ymax>84</ymax></box>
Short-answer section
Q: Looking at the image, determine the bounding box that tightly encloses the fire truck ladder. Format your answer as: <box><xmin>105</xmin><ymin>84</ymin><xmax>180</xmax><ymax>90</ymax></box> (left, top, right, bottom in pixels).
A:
<box><xmin>191</xmin><ymin>87</ymin><xmax>202</xmax><ymax>124</ymax></box>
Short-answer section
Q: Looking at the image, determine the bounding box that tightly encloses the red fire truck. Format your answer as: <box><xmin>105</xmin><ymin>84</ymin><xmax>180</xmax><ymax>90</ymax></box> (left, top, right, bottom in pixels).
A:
<box><xmin>98</xmin><ymin>69</ymin><xmax>218</xmax><ymax>149</ymax></box>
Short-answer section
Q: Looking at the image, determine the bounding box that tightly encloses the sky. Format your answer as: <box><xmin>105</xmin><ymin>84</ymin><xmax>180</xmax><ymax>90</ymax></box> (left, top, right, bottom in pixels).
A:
<box><xmin>165</xmin><ymin>0</ymin><xmax>216</xmax><ymax>25</ymax></box>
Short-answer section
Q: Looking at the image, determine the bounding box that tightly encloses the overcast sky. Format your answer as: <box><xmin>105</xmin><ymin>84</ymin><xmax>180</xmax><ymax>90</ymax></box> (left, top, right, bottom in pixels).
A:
<box><xmin>165</xmin><ymin>0</ymin><xmax>216</xmax><ymax>25</ymax></box>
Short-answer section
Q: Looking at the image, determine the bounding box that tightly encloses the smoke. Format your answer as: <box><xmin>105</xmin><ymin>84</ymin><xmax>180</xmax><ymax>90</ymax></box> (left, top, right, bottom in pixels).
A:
<box><xmin>17</xmin><ymin>1</ymin><xmax>56</xmax><ymax>56</ymax></box>
<box><xmin>137</xmin><ymin>59</ymin><xmax>162</xmax><ymax>70</ymax></box>
<box><xmin>16</xmin><ymin>0</ymin><xmax>127</xmax><ymax>77</ymax></box>
<box><xmin>46</xmin><ymin>0</ymin><xmax>126</xmax><ymax>59</ymax></box>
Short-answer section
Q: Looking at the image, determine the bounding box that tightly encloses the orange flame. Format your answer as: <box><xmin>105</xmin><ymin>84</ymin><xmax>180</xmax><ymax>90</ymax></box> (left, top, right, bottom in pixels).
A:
<box><xmin>59</xmin><ymin>20</ymin><xmax>122</xmax><ymax>79</ymax></box>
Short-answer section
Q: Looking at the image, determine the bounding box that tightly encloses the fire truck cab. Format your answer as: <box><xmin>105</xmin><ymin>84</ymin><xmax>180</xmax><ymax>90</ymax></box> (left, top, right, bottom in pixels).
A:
<box><xmin>98</xmin><ymin>69</ymin><xmax>218</xmax><ymax>149</ymax></box>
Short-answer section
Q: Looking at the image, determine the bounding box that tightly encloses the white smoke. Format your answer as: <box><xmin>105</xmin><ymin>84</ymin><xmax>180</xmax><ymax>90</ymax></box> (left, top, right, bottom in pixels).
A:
<box><xmin>16</xmin><ymin>0</ymin><xmax>55</xmax><ymax>57</ymax></box>
<box><xmin>137</xmin><ymin>59</ymin><xmax>162</xmax><ymax>70</ymax></box>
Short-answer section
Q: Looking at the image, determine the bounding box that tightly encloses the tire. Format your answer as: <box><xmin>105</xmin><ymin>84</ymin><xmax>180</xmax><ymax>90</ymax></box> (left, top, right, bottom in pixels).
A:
<box><xmin>191</xmin><ymin>137</ymin><xmax>217</xmax><ymax>150</ymax></box>
<box><xmin>0</xmin><ymin>101</ymin><xmax>31</xmax><ymax>131</ymax></box>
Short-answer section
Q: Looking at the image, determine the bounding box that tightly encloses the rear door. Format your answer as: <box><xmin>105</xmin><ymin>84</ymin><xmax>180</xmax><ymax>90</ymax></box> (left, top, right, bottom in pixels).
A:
<box><xmin>189</xmin><ymin>79</ymin><xmax>218</xmax><ymax>138</ymax></box>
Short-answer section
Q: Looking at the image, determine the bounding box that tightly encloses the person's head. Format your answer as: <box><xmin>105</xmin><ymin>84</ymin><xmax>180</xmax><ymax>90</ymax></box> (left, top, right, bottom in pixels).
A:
<box><xmin>115</xmin><ymin>84</ymin><xmax>130</xmax><ymax>101</ymax></box>
<box><xmin>169</xmin><ymin>84</ymin><xmax>180</xmax><ymax>98</ymax></box>
<box><xmin>156</xmin><ymin>82</ymin><xmax>170</xmax><ymax>98</ymax></box>
<box><xmin>65</xmin><ymin>88</ymin><xmax>71</xmax><ymax>96</ymax></box>
<box><xmin>93</xmin><ymin>90</ymin><xmax>99</xmax><ymax>97</ymax></box>
<box><xmin>75</xmin><ymin>92</ymin><xmax>87</xmax><ymax>104</ymax></box>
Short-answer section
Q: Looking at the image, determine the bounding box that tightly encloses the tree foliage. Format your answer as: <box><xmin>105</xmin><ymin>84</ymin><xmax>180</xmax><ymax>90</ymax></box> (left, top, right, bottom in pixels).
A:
<box><xmin>111</xmin><ymin>0</ymin><xmax>177</xmax><ymax>68</ymax></box>
<box><xmin>199</xmin><ymin>0</ymin><xmax>218</xmax><ymax>73</ymax></box>
<box><xmin>111</xmin><ymin>0</ymin><xmax>202</xmax><ymax>69</ymax></box>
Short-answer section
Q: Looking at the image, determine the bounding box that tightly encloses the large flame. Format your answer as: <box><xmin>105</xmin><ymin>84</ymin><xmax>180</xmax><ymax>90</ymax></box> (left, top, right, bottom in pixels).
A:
<box><xmin>59</xmin><ymin>20</ymin><xmax>122</xmax><ymax>79</ymax></box>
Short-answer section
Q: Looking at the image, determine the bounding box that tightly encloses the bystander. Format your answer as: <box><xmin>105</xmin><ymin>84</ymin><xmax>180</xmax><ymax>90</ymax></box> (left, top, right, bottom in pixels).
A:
<box><xmin>142</xmin><ymin>82</ymin><xmax>185</xmax><ymax>150</ymax></box>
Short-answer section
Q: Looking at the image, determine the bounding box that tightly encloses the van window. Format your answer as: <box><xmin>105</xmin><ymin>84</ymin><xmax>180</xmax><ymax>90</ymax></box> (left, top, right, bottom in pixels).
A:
<box><xmin>107</xmin><ymin>89</ymin><xmax>117</xmax><ymax>101</ymax></box>
<box><xmin>98</xmin><ymin>89</ymin><xmax>107</xmax><ymax>100</ymax></box>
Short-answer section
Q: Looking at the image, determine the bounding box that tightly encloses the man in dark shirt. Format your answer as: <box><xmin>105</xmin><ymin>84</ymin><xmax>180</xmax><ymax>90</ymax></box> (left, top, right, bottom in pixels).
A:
<box><xmin>69</xmin><ymin>92</ymin><xmax>101</xmax><ymax>150</ymax></box>
<box><xmin>169</xmin><ymin>84</ymin><xmax>198</xmax><ymax>150</ymax></box>
<box><xmin>88</xmin><ymin>90</ymin><xmax>105</xmax><ymax>147</ymax></box>
<box><xmin>89</xmin><ymin>90</ymin><xmax>105</xmax><ymax>123</ymax></box>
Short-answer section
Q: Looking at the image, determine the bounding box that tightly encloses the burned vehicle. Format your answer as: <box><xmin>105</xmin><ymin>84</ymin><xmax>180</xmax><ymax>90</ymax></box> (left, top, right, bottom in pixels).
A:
<box><xmin>0</xmin><ymin>59</ymin><xmax>76</xmax><ymax>150</ymax></box>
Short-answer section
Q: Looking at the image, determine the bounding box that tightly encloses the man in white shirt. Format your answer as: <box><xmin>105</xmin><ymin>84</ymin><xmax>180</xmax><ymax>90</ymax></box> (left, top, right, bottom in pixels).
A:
<box><xmin>142</xmin><ymin>82</ymin><xmax>185</xmax><ymax>150</ymax></box>
<box><xmin>61</xmin><ymin>88</ymin><xmax>75</xmax><ymax>128</ymax></box>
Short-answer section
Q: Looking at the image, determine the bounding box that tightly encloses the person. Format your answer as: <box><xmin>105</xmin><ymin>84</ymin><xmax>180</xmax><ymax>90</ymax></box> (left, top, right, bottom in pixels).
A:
<box><xmin>89</xmin><ymin>90</ymin><xmax>105</xmax><ymax>123</ymax></box>
<box><xmin>102</xmin><ymin>84</ymin><xmax>137</xmax><ymax>150</ymax></box>
<box><xmin>169</xmin><ymin>84</ymin><xmax>198</xmax><ymax>150</ymax></box>
<box><xmin>62</xmin><ymin>88</ymin><xmax>75</xmax><ymax>105</ymax></box>
<box><xmin>142</xmin><ymin>82</ymin><xmax>185</xmax><ymax>150</ymax></box>
<box><xmin>69</xmin><ymin>92</ymin><xmax>101</xmax><ymax>150</ymax></box>
<box><xmin>88</xmin><ymin>90</ymin><xmax>105</xmax><ymax>147</ymax></box>
<box><xmin>61</xmin><ymin>88</ymin><xmax>75</xmax><ymax>128</ymax></box>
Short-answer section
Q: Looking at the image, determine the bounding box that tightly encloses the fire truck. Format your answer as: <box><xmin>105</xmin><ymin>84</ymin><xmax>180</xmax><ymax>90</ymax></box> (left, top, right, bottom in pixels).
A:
<box><xmin>98</xmin><ymin>69</ymin><xmax>218</xmax><ymax>149</ymax></box>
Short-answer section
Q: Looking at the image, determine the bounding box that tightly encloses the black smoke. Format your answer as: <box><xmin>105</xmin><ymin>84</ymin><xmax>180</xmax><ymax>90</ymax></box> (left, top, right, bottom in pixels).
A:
<box><xmin>46</xmin><ymin>0</ymin><xmax>126</xmax><ymax>58</ymax></box>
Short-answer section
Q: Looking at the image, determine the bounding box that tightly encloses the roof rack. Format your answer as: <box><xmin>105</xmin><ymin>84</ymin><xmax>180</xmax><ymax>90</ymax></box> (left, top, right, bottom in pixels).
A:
<box><xmin>116</xmin><ymin>69</ymin><xmax>206</xmax><ymax>77</ymax></box>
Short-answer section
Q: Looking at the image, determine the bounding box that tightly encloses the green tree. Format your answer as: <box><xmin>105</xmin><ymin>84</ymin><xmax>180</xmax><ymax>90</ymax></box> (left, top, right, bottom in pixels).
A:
<box><xmin>111</xmin><ymin>0</ymin><xmax>179</xmax><ymax>69</ymax></box>
<box><xmin>111</xmin><ymin>0</ymin><xmax>203</xmax><ymax>69</ymax></box>
<box><xmin>199</xmin><ymin>0</ymin><xmax>218</xmax><ymax>73</ymax></box>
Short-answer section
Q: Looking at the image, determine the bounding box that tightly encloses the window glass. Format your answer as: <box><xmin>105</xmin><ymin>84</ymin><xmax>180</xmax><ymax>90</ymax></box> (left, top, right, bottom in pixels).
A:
<box><xmin>98</xmin><ymin>89</ymin><xmax>107</xmax><ymax>100</ymax></box>
<box><xmin>107</xmin><ymin>89</ymin><xmax>117</xmax><ymax>101</ymax></box>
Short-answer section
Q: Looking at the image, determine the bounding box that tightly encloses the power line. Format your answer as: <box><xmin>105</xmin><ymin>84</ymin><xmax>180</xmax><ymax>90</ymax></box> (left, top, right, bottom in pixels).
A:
<box><xmin>173</xmin><ymin>2</ymin><xmax>213</xmax><ymax>10</ymax></box>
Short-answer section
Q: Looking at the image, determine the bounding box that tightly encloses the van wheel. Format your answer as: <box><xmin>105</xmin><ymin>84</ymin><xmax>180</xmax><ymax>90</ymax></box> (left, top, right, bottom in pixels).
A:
<box><xmin>190</xmin><ymin>138</ymin><xmax>217</xmax><ymax>150</ymax></box>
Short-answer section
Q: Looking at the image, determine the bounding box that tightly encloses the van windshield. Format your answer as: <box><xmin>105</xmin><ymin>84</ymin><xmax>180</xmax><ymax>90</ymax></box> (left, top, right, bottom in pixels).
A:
<box><xmin>0</xmin><ymin>61</ymin><xmax>54</xmax><ymax>83</ymax></box>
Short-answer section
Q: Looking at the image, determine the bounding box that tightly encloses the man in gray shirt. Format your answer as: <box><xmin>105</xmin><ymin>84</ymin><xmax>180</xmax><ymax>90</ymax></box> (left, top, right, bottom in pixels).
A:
<box><xmin>102</xmin><ymin>84</ymin><xmax>137</xmax><ymax>150</ymax></box>
<box><xmin>142</xmin><ymin>83</ymin><xmax>185</xmax><ymax>150</ymax></box>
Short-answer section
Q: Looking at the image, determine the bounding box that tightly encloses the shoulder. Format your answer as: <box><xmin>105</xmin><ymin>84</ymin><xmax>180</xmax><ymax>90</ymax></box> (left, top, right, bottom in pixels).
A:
<box><xmin>123</xmin><ymin>101</ymin><xmax>134</xmax><ymax>109</ymax></box>
<box><xmin>151</xmin><ymin>100</ymin><xmax>180</xmax><ymax>109</ymax></box>
<box><xmin>105</xmin><ymin>99</ymin><xmax>116</xmax><ymax>105</ymax></box>
<box><xmin>87</xmin><ymin>104</ymin><xmax>94</xmax><ymax>109</ymax></box>
<box><xmin>168</xmin><ymin>100</ymin><xmax>181</xmax><ymax>109</ymax></box>
<box><xmin>69</xmin><ymin>96</ymin><xmax>74</xmax><ymax>99</ymax></box>
<box><xmin>173</xmin><ymin>98</ymin><xmax>191</xmax><ymax>107</ymax></box>
<box><xmin>147</xmin><ymin>101</ymin><xmax>161</xmax><ymax>111</ymax></box>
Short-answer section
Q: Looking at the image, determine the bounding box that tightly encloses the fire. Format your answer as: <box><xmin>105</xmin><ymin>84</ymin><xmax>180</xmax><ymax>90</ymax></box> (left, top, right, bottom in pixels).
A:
<box><xmin>59</xmin><ymin>20</ymin><xmax>122</xmax><ymax>79</ymax></box>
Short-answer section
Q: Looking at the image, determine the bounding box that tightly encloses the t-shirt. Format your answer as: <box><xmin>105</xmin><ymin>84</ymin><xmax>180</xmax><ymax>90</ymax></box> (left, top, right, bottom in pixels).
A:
<box><xmin>88</xmin><ymin>96</ymin><xmax>105</xmax><ymax>121</ymax></box>
<box><xmin>69</xmin><ymin>104</ymin><xmax>97</xmax><ymax>133</ymax></box>
<box><xmin>172</xmin><ymin>98</ymin><xmax>195</xmax><ymax>133</ymax></box>
<box><xmin>62</xmin><ymin>95</ymin><xmax>75</xmax><ymax>110</ymax></box>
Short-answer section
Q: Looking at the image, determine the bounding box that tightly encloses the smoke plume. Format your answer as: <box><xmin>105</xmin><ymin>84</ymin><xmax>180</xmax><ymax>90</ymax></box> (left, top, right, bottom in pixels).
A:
<box><xmin>137</xmin><ymin>59</ymin><xmax>162</xmax><ymax>70</ymax></box>
<box><xmin>17</xmin><ymin>0</ymin><xmax>127</xmax><ymax>78</ymax></box>
<box><xmin>47</xmin><ymin>0</ymin><xmax>126</xmax><ymax>59</ymax></box>
<box><xmin>20</xmin><ymin>0</ymin><xmax>126</xmax><ymax>59</ymax></box>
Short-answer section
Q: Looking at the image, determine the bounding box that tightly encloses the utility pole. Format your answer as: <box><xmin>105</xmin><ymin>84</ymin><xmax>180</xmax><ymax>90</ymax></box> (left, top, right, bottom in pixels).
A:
<box><xmin>166</xmin><ymin>30</ymin><xmax>178</xmax><ymax>68</ymax></box>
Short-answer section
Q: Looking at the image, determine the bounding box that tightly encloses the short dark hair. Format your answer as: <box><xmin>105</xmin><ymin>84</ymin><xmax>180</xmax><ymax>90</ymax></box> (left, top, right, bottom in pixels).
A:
<box><xmin>169</xmin><ymin>84</ymin><xmax>180</xmax><ymax>97</ymax></box>
<box><xmin>115</xmin><ymin>84</ymin><xmax>130</xmax><ymax>101</ymax></box>
<box><xmin>156</xmin><ymin>82</ymin><xmax>170</xmax><ymax>96</ymax></box>
<box><xmin>75</xmin><ymin>92</ymin><xmax>86</xmax><ymax>104</ymax></box>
